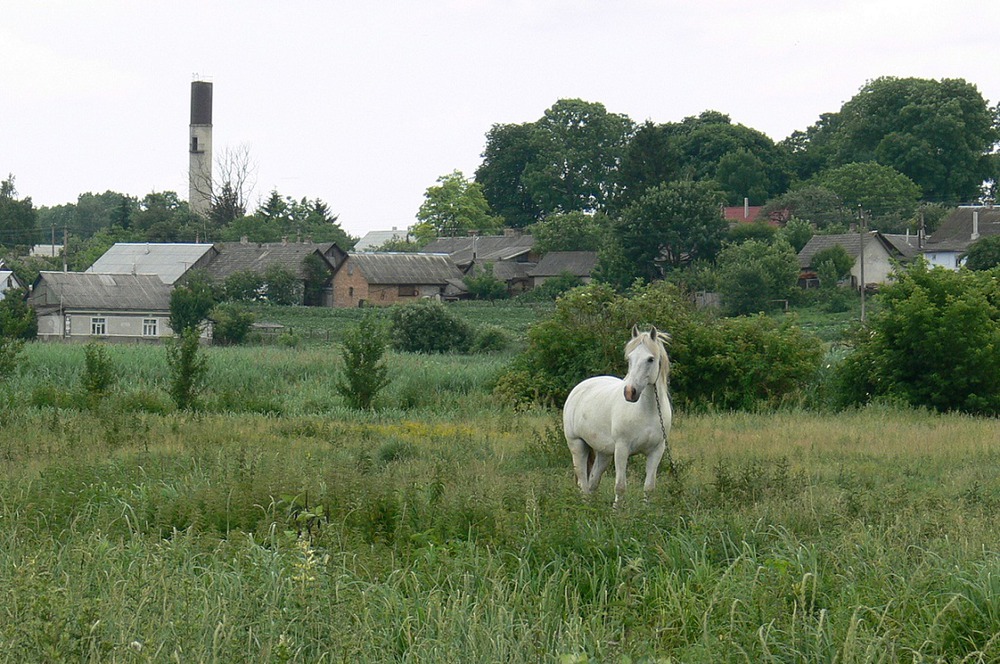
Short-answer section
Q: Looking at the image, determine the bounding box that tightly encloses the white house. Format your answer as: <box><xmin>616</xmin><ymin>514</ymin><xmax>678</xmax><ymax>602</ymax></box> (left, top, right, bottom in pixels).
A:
<box><xmin>922</xmin><ymin>207</ymin><xmax>1000</xmax><ymax>270</ymax></box>
<box><xmin>28</xmin><ymin>271</ymin><xmax>180</xmax><ymax>342</ymax></box>
<box><xmin>797</xmin><ymin>232</ymin><xmax>906</xmax><ymax>289</ymax></box>
<box><xmin>0</xmin><ymin>260</ymin><xmax>26</xmax><ymax>301</ymax></box>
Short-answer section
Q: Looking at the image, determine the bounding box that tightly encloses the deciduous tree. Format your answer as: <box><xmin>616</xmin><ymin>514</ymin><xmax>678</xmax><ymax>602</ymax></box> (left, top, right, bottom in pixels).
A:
<box><xmin>413</xmin><ymin>170</ymin><xmax>502</xmax><ymax>242</ymax></box>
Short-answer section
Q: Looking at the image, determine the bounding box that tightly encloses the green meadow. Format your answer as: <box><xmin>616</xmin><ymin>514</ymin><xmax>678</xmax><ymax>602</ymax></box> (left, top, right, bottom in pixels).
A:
<box><xmin>1</xmin><ymin>306</ymin><xmax>998</xmax><ymax>662</ymax></box>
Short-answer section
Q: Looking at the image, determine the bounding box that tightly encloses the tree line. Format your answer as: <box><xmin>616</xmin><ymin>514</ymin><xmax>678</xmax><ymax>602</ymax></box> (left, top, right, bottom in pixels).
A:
<box><xmin>3</xmin><ymin>75</ymin><xmax>998</xmax><ymax>291</ymax></box>
<box><xmin>412</xmin><ymin>76</ymin><xmax>998</xmax><ymax>290</ymax></box>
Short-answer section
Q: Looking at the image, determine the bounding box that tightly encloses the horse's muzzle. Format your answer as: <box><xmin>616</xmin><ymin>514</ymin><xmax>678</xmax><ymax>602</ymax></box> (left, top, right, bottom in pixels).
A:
<box><xmin>623</xmin><ymin>385</ymin><xmax>639</xmax><ymax>402</ymax></box>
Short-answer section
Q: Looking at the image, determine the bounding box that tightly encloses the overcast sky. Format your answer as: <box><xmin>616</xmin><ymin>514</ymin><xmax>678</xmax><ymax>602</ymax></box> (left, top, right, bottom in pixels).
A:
<box><xmin>4</xmin><ymin>1</ymin><xmax>1000</xmax><ymax>238</ymax></box>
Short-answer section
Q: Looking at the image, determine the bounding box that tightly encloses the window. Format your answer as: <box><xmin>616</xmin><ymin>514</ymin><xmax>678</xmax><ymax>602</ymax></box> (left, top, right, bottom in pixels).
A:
<box><xmin>398</xmin><ymin>285</ymin><xmax>418</xmax><ymax>297</ymax></box>
<box><xmin>191</xmin><ymin>136</ymin><xmax>199</xmax><ymax>152</ymax></box>
<box><xmin>143</xmin><ymin>318</ymin><xmax>158</xmax><ymax>336</ymax></box>
<box><xmin>348</xmin><ymin>286</ymin><xmax>354</xmax><ymax>298</ymax></box>
<box><xmin>91</xmin><ymin>317</ymin><xmax>107</xmax><ymax>336</ymax></box>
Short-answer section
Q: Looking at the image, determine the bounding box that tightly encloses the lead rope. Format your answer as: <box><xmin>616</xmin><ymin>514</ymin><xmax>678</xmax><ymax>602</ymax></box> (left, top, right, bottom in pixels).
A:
<box><xmin>654</xmin><ymin>383</ymin><xmax>677</xmax><ymax>477</ymax></box>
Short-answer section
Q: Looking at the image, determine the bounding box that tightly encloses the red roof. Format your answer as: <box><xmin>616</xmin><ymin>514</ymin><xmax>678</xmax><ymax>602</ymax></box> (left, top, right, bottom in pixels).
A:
<box><xmin>723</xmin><ymin>205</ymin><xmax>765</xmax><ymax>222</ymax></box>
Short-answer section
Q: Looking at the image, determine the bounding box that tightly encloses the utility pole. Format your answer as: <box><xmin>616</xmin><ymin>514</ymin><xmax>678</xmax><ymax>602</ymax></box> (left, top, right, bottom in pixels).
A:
<box><xmin>858</xmin><ymin>206</ymin><xmax>866</xmax><ymax>323</ymax></box>
<box><xmin>62</xmin><ymin>226</ymin><xmax>68</xmax><ymax>272</ymax></box>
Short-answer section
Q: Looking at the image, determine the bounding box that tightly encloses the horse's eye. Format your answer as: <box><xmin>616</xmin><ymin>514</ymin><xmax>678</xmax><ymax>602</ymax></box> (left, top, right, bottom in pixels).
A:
<box><xmin>647</xmin><ymin>357</ymin><xmax>654</xmax><ymax>363</ymax></box>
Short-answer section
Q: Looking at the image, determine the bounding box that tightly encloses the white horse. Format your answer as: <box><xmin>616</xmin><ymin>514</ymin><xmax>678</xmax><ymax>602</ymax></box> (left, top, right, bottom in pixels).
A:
<box><xmin>563</xmin><ymin>326</ymin><xmax>673</xmax><ymax>505</ymax></box>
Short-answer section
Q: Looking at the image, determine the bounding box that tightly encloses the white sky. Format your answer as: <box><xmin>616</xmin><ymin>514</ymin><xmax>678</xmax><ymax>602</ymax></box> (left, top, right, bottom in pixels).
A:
<box><xmin>4</xmin><ymin>1</ymin><xmax>999</xmax><ymax>238</ymax></box>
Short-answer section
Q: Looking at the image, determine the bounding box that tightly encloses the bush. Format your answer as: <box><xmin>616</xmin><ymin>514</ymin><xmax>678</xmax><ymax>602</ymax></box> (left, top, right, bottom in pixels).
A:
<box><xmin>498</xmin><ymin>281</ymin><xmax>694</xmax><ymax>406</ymax></box>
<box><xmin>463</xmin><ymin>263</ymin><xmax>509</xmax><ymax>300</ymax></box>
<box><xmin>0</xmin><ymin>287</ymin><xmax>37</xmax><ymax>340</ymax></box>
<box><xmin>834</xmin><ymin>262</ymin><xmax>1000</xmax><ymax>414</ymax></box>
<box><xmin>390</xmin><ymin>300</ymin><xmax>473</xmax><ymax>353</ymax></box>
<box><xmin>336</xmin><ymin>312</ymin><xmax>391</xmax><ymax>409</ymax></box>
<box><xmin>497</xmin><ymin>281</ymin><xmax>824</xmax><ymax>411</ymax></box>
<box><xmin>0</xmin><ymin>337</ymin><xmax>23</xmax><ymax>379</ymax></box>
<box><xmin>166</xmin><ymin>329</ymin><xmax>208</xmax><ymax>410</ymax></box>
<box><xmin>81</xmin><ymin>342</ymin><xmax>116</xmax><ymax>406</ymax></box>
<box><xmin>211</xmin><ymin>304</ymin><xmax>255</xmax><ymax>345</ymax></box>
<box><xmin>470</xmin><ymin>324</ymin><xmax>510</xmax><ymax>353</ymax></box>
<box><xmin>671</xmin><ymin>315</ymin><xmax>823</xmax><ymax>411</ymax></box>
<box><xmin>717</xmin><ymin>239</ymin><xmax>800</xmax><ymax>316</ymax></box>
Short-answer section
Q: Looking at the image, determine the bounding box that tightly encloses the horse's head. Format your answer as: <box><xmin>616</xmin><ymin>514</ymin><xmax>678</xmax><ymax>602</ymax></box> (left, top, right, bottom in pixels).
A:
<box><xmin>623</xmin><ymin>325</ymin><xmax>670</xmax><ymax>403</ymax></box>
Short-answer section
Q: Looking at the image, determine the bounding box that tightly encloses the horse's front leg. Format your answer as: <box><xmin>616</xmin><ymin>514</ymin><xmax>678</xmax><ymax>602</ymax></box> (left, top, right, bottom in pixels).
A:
<box><xmin>643</xmin><ymin>443</ymin><xmax>666</xmax><ymax>500</ymax></box>
<box><xmin>613</xmin><ymin>445</ymin><xmax>630</xmax><ymax>506</ymax></box>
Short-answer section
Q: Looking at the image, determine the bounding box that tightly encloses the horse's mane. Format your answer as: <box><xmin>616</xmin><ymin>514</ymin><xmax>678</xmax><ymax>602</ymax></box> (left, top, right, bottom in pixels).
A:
<box><xmin>624</xmin><ymin>329</ymin><xmax>671</xmax><ymax>386</ymax></box>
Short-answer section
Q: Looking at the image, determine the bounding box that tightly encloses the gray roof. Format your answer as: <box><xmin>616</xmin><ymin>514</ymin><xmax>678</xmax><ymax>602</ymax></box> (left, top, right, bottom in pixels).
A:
<box><xmin>529</xmin><ymin>251</ymin><xmax>598</xmax><ymax>277</ymax></box>
<box><xmin>469</xmin><ymin>259</ymin><xmax>535</xmax><ymax>283</ymax></box>
<box><xmin>87</xmin><ymin>243</ymin><xmax>216</xmax><ymax>284</ymax></box>
<box><xmin>924</xmin><ymin>207</ymin><xmax>1000</xmax><ymax>252</ymax></box>
<box><xmin>29</xmin><ymin>271</ymin><xmax>172</xmax><ymax>313</ymax></box>
<box><xmin>421</xmin><ymin>234</ymin><xmax>536</xmax><ymax>266</ymax></box>
<box><xmin>346</xmin><ymin>252</ymin><xmax>463</xmax><ymax>285</ymax></box>
<box><xmin>354</xmin><ymin>228</ymin><xmax>411</xmax><ymax>252</ymax></box>
<box><xmin>797</xmin><ymin>233</ymin><xmax>899</xmax><ymax>269</ymax></box>
<box><xmin>882</xmin><ymin>233</ymin><xmax>923</xmax><ymax>259</ymax></box>
<box><xmin>205</xmin><ymin>242</ymin><xmax>342</xmax><ymax>280</ymax></box>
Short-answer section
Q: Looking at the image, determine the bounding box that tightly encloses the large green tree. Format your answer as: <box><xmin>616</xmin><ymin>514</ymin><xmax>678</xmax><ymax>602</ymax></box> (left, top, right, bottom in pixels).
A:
<box><xmin>0</xmin><ymin>176</ymin><xmax>38</xmax><ymax>248</ymax></box>
<box><xmin>475</xmin><ymin>122</ymin><xmax>545</xmax><ymax>228</ymax></box>
<box><xmin>962</xmin><ymin>235</ymin><xmax>1000</xmax><ymax>270</ymax></box>
<box><xmin>521</xmin><ymin>99</ymin><xmax>635</xmax><ymax>215</ymax></box>
<box><xmin>614</xmin><ymin>179</ymin><xmax>727</xmax><ymax>280</ymax></box>
<box><xmin>812</xmin><ymin>161</ymin><xmax>922</xmax><ymax>229</ymax></box>
<box><xmin>670</xmin><ymin>112</ymin><xmax>791</xmax><ymax>203</ymax></box>
<box><xmin>412</xmin><ymin>170</ymin><xmax>502</xmax><ymax>242</ymax></box>
<box><xmin>792</xmin><ymin>77</ymin><xmax>1000</xmax><ymax>204</ymax></box>
<box><xmin>528</xmin><ymin>211</ymin><xmax>609</xmax><ymax>253</ymax></box>
<box><xmin>617</xmin><ymin>112</ymin><xmax>791</xmax><ymax>210</ymax></box>
<box><xmin>762</xmin><ymin>185</ymin><xmax>853</xmax><ymax>231</ymax></box>
<box><xmin>476</xmin><ymin>99</ymin><xmax>634</xmax><ymax>221</ymax></box>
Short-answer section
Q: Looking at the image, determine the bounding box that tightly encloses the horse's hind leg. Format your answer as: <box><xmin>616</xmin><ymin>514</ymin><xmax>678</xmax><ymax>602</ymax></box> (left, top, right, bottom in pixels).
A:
<box><xmin>587</xmin><ymin>452</ymin><xmax>613</xmax><ymax>493</ymax></box>
<box><xmin>567</xmin><ymin>438</ymin><xmax>593</xmax><ymax>493</ymax></box>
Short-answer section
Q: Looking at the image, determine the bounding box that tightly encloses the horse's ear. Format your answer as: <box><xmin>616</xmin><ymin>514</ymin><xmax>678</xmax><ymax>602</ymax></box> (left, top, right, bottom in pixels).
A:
<box><xmin>650</xmin><ymin>326</ymin><xmax>658</xmax><ymax>340</ymax></box>
<box><xmin>631</xmin><ymin>324</ymin><xmax>640</xmax><ymax>338</ymax></box>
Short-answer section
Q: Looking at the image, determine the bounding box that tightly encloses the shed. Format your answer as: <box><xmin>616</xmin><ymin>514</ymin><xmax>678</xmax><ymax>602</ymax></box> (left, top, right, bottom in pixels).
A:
<box><xmin>331</xmin><ymin>253</ymin><xmax>465</xmax><ymax>307</ymax></box>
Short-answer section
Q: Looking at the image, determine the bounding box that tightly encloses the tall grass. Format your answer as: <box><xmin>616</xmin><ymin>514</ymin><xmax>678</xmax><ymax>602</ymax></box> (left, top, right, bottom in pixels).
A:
<box><xmin>0</xmin><ymin>370</ymin><xmax>998</xmax><ymax>663</ymax></box>
<box><xmin>13</xmin><ymin>342</ymin><xmax>511</xmax><ymax>417</ymax></box>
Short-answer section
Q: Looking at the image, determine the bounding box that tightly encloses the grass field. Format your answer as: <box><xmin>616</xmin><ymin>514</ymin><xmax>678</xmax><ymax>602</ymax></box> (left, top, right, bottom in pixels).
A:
<box><xmin>2</xmin><ymin>324</ymin><xmax>999</xmax><ymax>661</ymax></box>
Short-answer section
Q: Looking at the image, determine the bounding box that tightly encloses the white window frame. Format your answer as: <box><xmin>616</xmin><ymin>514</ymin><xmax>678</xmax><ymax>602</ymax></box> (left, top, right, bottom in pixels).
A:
<box><xmin>91</xmin><ymin>317</ymin><xmax>107</xmax><ymax>336</ymax></box>
<box><xmin>142</xmin><ymin>318</ymin><xmax>158</xmax><ymax>336</ymax></box>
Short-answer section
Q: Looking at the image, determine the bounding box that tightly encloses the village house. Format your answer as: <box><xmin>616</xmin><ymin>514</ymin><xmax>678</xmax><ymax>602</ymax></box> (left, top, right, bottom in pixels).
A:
<box><xmin>421</xmin><ymin>232</ymin><xmax>539</xmax><ymax>293</ymax></box>
<box><xmin>87</xmin><ymin>243</ymin><xmax>218</xmax><ymax>284</ymax></box>
<box><xmin>797</xmin><ymin>231</ymin><xmax>908</xmax><ymax>289</ymax></box>
<box><xmin>0</xmin><ymin>260</ymin><xmax>26</xmax><ymax>301</ymax></box>
<box><xmin>331</xmin><ymin>253</ymin><xmax>465</xmax><ymax>307</ymax></box>
<box><xmin>28</xmin><ymin>271</ymin><xmax>182</xmax><ymax>343</ymax></box>
<box><xmin>922</xmin><ymin>206</ymin><xmax>1000</xmax><ymax>270</ymax></box>
<box><xmin>528</xmin><ymin>251</ymin><xmax>598</xmax><ymax>287</ymax></box>
<box><xmin>354</xmin><ymin>227</ymin><xmax>411</xmax><ymax>252</ymax></box>
<box><xmin>204</xmin><ymin>241</ymin><xmax>347</xmax><ymax>306</ymax></box>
